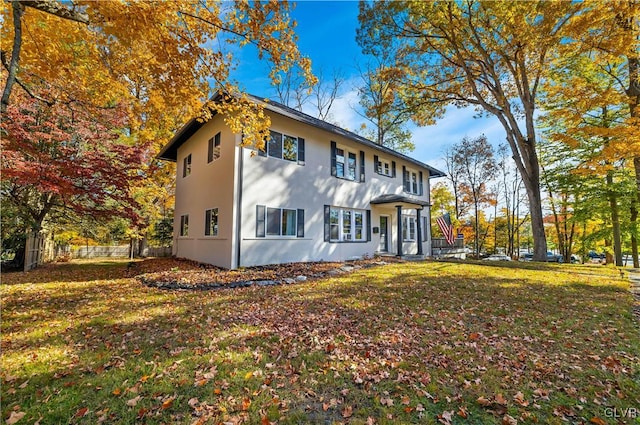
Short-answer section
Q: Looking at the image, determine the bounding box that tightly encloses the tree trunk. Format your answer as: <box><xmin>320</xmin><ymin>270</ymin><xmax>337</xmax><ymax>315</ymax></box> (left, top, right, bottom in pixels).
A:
<box><xmin>1</xmin><ymin>2</ymin><xmax>24</xmax><ymax>113</ymax></box>
<box><xmin>633</xmin><ymin>158</ymin><xmax>640</xmax><ymax>268</ymax></box>
<box><xmin>606</xmin><ymin>171</ymin><xmax>623</xmax><ymax>266</ymax></box>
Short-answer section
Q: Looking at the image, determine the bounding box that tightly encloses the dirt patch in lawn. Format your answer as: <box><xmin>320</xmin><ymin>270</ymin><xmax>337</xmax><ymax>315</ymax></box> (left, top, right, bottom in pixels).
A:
<box><xmin>134</xmin><ymin>257</ymin><xmax>401</xmax><ymax>290</ymax></box>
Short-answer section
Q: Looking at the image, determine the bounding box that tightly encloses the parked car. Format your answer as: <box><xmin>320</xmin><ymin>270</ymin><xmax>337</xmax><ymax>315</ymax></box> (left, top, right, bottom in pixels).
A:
<box><xmin>520</xmin><ymin>253</ymin><xmax>533</xmax><ymax>262</ymax></box>
<box><xmin>588</xmin><ymin>251</ymin><xmax>605</xmax><ymax>260</ymax></box>
<box><xmin>482</xmin><ymin>254</ymin><xmax>512</xmax><ymax>261</ymax></box>
<box><xmin>546</xmin><ymin>252</ymin><xmax>564</xmax><ymax>263</ymax></box>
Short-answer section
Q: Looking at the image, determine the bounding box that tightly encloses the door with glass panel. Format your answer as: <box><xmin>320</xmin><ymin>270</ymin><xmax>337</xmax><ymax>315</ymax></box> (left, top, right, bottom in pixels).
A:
<box><xmin>379</xmin><ymin>216</ymin><xmax>389</xmax><ymax>252</ymax></box>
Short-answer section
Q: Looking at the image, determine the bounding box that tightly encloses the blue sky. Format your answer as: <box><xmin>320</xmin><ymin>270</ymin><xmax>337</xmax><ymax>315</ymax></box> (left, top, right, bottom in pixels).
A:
<box><xmin>231</xmin><ymin>1</ymin><xmax>506</xmax><ymax>174</ymax></box>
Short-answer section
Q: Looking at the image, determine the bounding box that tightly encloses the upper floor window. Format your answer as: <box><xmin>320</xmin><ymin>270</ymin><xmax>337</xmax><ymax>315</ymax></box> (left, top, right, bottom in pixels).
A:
<box><xmin>182</xmin><ymin>154</ymin><xmax>192</xmax><ymax>177</ymax></box>
<box><xmin>331</xmin><ymin>142</ymin><xmax>364</xmax><ymax>182</ymax></box>
<box><xmin>374</xmin><ymin>155</ymin><xmax>395</xmax><ymax>178</ymax></box>
<box><xmin>403</xmin><ymin>166</ymin><xmax>423</xmax><ymax>195</ymax></box>
<box><xmin>325</xmin><ymin>206</ymin><xmax>369</xmax><ymax>242</ymax></box>
<box><xmin>208</xmin><ymin>132</ymin><xmax>221</xmax><ymax>163</ymax></box>
<box><xmin>205</xmin><ymin>208</ymin><xmax>218</xmax><ymax>236</ymax></box>
<box><xmin>259</xmin><ymin>130</ymin><xmax>305</xmax><ymax>164</ymax></box>
<box><xmin>180</xmin><ymin>214</ymin><xmax>189</xmax><ymax>236</ymax></box>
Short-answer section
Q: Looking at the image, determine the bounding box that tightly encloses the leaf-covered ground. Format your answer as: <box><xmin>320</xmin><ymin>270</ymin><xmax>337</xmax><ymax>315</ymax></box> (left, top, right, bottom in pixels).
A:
<box><xmin>2</xmin><ymin>259</ymin><xmax>639</xmax><ymax>424</ymax></box>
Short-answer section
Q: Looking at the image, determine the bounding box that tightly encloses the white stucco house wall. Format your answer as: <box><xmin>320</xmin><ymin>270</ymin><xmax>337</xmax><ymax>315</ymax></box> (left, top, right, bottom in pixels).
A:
<box><xmin>158</xmin><ymin>93</ymin><xmax>445</xmax><ymax>269</ymax></box>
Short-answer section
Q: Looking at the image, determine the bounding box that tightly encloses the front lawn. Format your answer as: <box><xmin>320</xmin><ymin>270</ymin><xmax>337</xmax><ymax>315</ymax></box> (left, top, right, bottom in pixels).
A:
<box><xmin>1</xmin><ymin>259</ymin><xmax>638</xmax><ymax>424</ymax></box>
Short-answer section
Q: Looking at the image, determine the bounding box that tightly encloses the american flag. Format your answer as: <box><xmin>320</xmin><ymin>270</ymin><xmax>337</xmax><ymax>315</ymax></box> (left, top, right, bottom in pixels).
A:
<box><xmin>436</xmin><ymin>213</ymin><xmax>455</xmax><ymax>245</ymax></box>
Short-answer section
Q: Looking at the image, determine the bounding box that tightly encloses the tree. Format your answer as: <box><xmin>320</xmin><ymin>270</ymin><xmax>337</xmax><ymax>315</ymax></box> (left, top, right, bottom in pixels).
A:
<box><xmin>274</xmin><ymin>66</ymin><xmax>344</xmax><ymax>122</ymax></box>
<box><xmin>1</xmin><ymin>91</ymin><xmax>145</xmax><ymax>266</ymax></box>
<box><xmin>448</xmin><ymin>135</ymin><xmax>497</xmax><ymax>257</ymax></box>
<box><xmin>542</xmin><ymin>0</ymin><xmax>640</xmax><ymax>267</ymax></box>
<box><xmin>355</xmin><ymin>57</ymin><xmax>415</xmax><ymax>153</ymax></box>
<box><xmin>357</xmin><ymin>0</ymin><xmax>587</xmax><ymax>261</ymax></box>
<box><xmin>1</xmin><ymin>1</ymin><xmax>316</xmax><ymax>263</ymax></box>
<box><xmin>1</xmin><ymin>1</ymin><xmax>315</xmax><ymax>147</ymax></box>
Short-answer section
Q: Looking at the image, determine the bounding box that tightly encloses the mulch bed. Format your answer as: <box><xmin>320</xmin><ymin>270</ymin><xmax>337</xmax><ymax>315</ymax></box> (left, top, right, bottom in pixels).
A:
<box><xmin>135</xmin><ymin>257</ymin><xmax>400</xmax><ymax>291</ymax></box>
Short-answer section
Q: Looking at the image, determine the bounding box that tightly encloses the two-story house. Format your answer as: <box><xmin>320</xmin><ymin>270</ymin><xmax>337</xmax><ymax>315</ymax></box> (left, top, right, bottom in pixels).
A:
<box><xmin>158</xmin><ymin>93</ymin><xmax>445</xmax><ymax>269</ymax></box>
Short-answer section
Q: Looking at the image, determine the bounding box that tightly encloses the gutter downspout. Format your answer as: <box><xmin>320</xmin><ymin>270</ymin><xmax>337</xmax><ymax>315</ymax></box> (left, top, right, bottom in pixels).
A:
<box><xmin>235</xmin><ymin>146</ymin><xmax>244</xmax><ymax>269</ymax></box>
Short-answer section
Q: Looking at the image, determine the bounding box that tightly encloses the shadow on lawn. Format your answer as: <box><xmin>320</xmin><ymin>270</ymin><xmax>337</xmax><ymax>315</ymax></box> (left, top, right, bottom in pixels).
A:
<box><xmin>2</xmin><ymin>260</ymin><xmax>638</xmax><ymax>424</ymax></box>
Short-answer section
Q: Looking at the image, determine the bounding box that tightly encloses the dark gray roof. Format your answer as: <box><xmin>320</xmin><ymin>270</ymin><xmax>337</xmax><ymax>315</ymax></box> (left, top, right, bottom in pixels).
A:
<box><xmin>157</xmin><ymin>93</ymin><xmax>446</xmax><ymax>178</ymax></box>
<box><xmin>370</xmin><ymin>194</ymin><xmax>431</xmax><ymax>207</ymax></box>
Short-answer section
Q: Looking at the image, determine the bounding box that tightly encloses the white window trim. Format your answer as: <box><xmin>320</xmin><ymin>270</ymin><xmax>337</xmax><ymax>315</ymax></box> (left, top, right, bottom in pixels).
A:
<box><xmin>403</xmin><ymin>216</ymin><xmax>417</xmax><ymax>241</ymax></box>
<box><xmin>208</xmin><ymin>133</ymin><xmax>221</xmax><ymax>163</ymax></box>
<box><xmin>266</xmin><ymin>207</ymin><xmax>298</xmax><ymax>237</ymax></box>
<box><xmin>205</xmin><ymin>208</ymin><xmax>219</xmax><ymax>237</ymax></box>
<box><xmin>179</xmin><ymin>214</ymin><xmax>189</xmax><ymax>237</ymax></box>
<box><xmin>404</xmin><ymin>168</ymin><xmax>419</xmax><ymax>195</ymax></box>
<box><xmin>377</xmin><ymin>159</ymin><xmax>392</xmax><ymax>177</ymax></box>
<box><xmin>183</xmin><ymin>154</ymin><xmax>192</xmax><ymax>178</ymax></box>
<box><xmin>330</xmin><ymin>207</ymin><xmax>367</xmax><ymax>242</ymax></box>
<box><xmin>265</xmin><ymin>130</ymin><xmax>298</xmax><ymax>162</ymax></box>
<box><xmin>335</xmin><ymin>146</ymin><xmax>358</xmax><ymax>181</ymax></box>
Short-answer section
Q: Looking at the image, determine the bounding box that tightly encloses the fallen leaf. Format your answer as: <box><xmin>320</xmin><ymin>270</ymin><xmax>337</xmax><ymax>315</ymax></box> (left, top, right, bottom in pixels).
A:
<box><xmin>126</xmin><ymin>395</ymin><xmax>141</xmax><ymax>406</ymax></box>
<box><xmin>342</xmin><ymin>405</ymin><xmax>353</xmax><ymax>418</ymax></box>
<box><xmin>74</xmin><ymin>407</ymin><xmax>89</xmax><ymax>418</ymax></box>
<box><xmin>502</xmin><ymin>414</ymin><xmax>517</xmax><ymax>425</ymax></box>
<box><xmin>241</xmin><ymin>398</ymin><xmax>251</xmax><ymax>411</ymax></box>
<box><xmin>590</xmin><ymin>418</ymin><xmax>606</xmax><ymax>425</ymax></box>
<box><xmin>6</xmin><ymin>411</ymin><xmax>25</xmax><ymax>425</ymax></box>
<box><xmin>477</xmin><ymin>396</ymin><xmax>492</xmax><ymax>407</ymax></box>
<box><xmin>112</xmin><ymin>388</ymin><xmax>121</xmax><ymax>396</ymax></box>
<box><xmin>161</xmin><ymin>397</ymin><xmax>174</xmax><ymax>410</ymax></box>
<box><xmin>495</xmin><ymin>393</ymin><xmax>508</xmax><ymax>406</ymax></box>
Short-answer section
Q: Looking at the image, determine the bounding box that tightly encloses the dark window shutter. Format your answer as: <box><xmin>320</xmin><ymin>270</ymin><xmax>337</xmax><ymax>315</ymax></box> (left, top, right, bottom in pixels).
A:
<box><xmin>366</xmin><ymin>210</ymin><xmax>372</xmax><ymax>242</ymax></box>
<box><xmin>324</xmin><ymin>205</ymin><xmax>331</xmax><ymax>242</ymax></box>
<box><xmin>256</xmin><ymin>205</ymin><xmax>266</xmax><ymax>237</ymax></box>
<box><xmin>205</xmin><ymin>210</ymin><xmax>211</xmax><ymax>236</ymax></box>
<box><xmin>402</xmin><ymin>166</ymin><xmax>409</xmax><ymax>191</ymax></box>
<box><xmin>207</xmin><ymin>138</ymin><xmax>213</xmax><ymax>163</ymax></box>
<box><xmin>392</xmin><ymin>161</ymin><xmax>396</xmax><ymax>177</ymax></box>
<box><xmin>359</xmin><ymin>151</ymin><xmax>365</xmax><ymax>182</ymax></box>
<box><xmin>297</xmin><ymin>137</ymin><xmax>305</xmax><ymax>165</ymax></box>
<box><xmin>374</xmin><ymin>155</ymin><xmax>379</xmax><ymax>174</ymax></box>
<box><xmin>297</xmin><ymin>209</ymin><xmax>304</xmax><ymax>238</ymax></box>
<box><xmin>419</xmin><ymin>171</ymin><xmax>424</xmax><ymax>195</ymax></box>
<box><xmin>215</xmin><ymin>132</ymin><xmax>221</xmax><ymax>147</ymax></box>
<box><xmin>330</xmin><ymin>141</ymin><xmax>337</xmax><ymax>176</ymax></box>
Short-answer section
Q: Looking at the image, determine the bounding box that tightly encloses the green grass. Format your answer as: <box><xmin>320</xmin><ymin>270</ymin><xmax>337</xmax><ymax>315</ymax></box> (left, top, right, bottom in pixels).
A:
<box><xmin>1</xmin><ymin>259</ymin><xmax>638</xmax><ymax>424</ymax></box>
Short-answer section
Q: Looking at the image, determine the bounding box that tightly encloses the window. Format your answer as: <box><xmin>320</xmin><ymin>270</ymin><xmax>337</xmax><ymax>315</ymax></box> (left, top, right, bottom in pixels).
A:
<box><xmin>374</xmin><ymin>155</ymin><xmax>395</xmax><ymax>177</ymax></box>
<box><xmin>260</xmin><ymin>130</ymin><xmax>305</xmax><ymax>163</ymax></box>
<box><xmin>403</xmin><ymin>216</ymin><xmax>417</xmax><ymax>241</ymax></box>
<box><xmin>205</xmin><ymin>208</ymin><xmax>218</xmax><ymax>236</ymax></box>
<box><xmin>403</xmin><ymin>166</ymin><xmax>423</xmax><ymax>195</ymax></box>
<box><xmin>180</xmin><ymin>214</ymin><xmax>189</xmax><ymax>236</ymax></box>
<box><xmin>208</xmin><ymin>132</ymin><xmax>221</xmax><ymax>163</ymax></box>
<box><xmin>183</xmin><ymin>154</ymin><xmax>192</xmax><ymax>177</ymax></box>
<box><xmin>331</xmin><ymin>142</ymin><xmax>364</xmax><ymax>182</ymax></box>
<box><xmin>256</xmin><ymin>205</ymin><xmax>304</xmax><ymax>238</ymax></box>
<box><xmin>325</xmin><ymin>206</ymin><xmax>369</xmax><ymax>242</ymax></box>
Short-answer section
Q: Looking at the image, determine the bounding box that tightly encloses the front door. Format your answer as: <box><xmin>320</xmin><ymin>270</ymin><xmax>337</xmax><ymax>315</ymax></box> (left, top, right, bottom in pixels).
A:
<box><xmin>379</xmin><ymin>216</ymin><xmax>389</xmax><ymax>252</ymax></box>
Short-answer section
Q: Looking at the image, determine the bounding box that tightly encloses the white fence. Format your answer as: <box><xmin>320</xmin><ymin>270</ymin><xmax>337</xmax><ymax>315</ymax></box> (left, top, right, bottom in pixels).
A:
<box><xmin>72</xmin><ymin>245</ymin><xmax>172</xmax><ymax>259</ymax></box>
<box><xmin>24</xmin><ymin>231</ymin><xmax>55</xmax><ymax>271</ymax></box>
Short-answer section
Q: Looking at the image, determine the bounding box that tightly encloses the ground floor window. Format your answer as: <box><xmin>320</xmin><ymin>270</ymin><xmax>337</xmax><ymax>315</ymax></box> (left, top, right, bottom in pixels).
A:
<box><xmin>327</xmin><ymin>206</ymin><xmax>369</xmax><ymax>242</ymax></box>
<box><xmin>205</xmin><ymin>208</ymin><xmax>218</xmax><ymax>236</ymax></box>
<box><xmin>403</xmin><ymin>216</ymin><xmax>417</xmax><ymax>241</ymax></box>
<box><xmin>180</xmin><ymin>214</ymin><xmax>189</xmax><ymax>237</ymax></box>
<box><xmin>256</xmin><ymin>205</ymin><xmax>304</xmax><ymax>238</ymax></box>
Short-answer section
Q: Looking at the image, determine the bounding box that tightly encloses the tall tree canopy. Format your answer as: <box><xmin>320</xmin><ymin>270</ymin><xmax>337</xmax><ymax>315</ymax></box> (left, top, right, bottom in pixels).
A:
<box><xmin>1</xmin><ymin>0</ymin><xmax>314</xmax><ymax>143</ymax></box>
<box><xmin>358</xmin><ymin>0</ymin><xmax>585</xmax><ymax>261</ymax></box>
<box><xmin>1</xmin><ymin>0</ymin><xmax>315</xmax><ymax>264</ymax></box>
